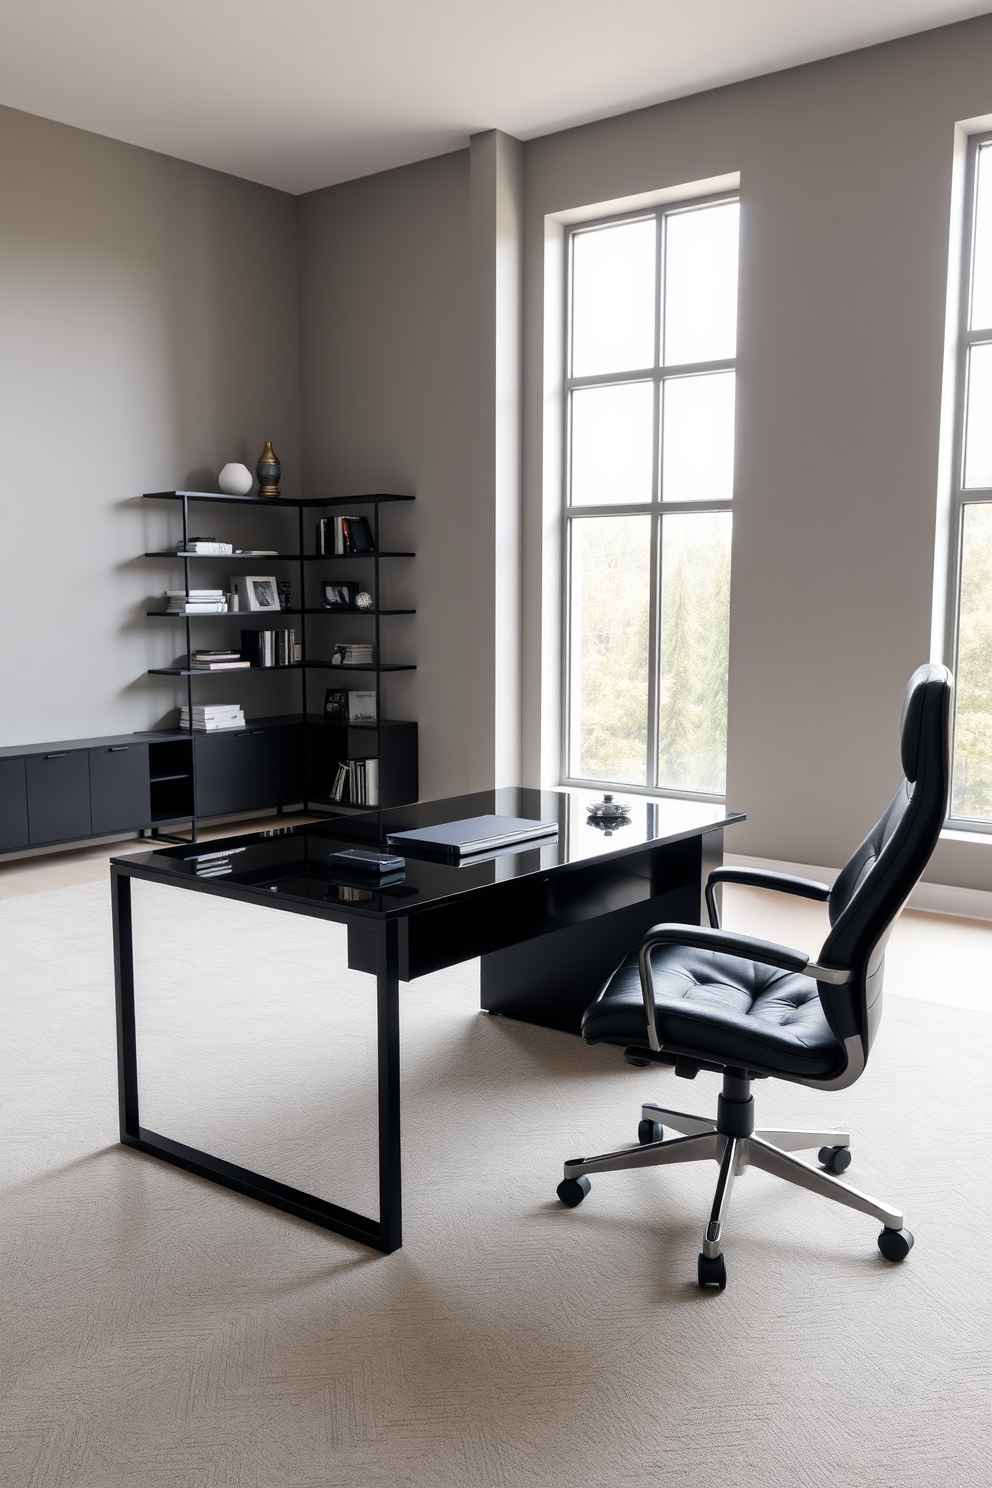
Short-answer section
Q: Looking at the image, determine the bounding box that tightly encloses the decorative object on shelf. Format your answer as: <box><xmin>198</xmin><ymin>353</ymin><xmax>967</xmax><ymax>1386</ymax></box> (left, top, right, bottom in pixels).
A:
<box><xmin>218</xmin><ymin>462</ymin><xmax>253</xmax><ymax>496</ymax></box>
<box><xmin>324</xmin><ymin>689</ymin><xmax>377</xmax><ymax>723</ymax></box>
<box><xmin>321</xmin><ymin>580</ymin><xmax>358</xmax><ymax>610</ymax></box>
<box><xmin>256</xmin><ymin>441</ymin><xmax>281</xmax><ymax>497</ymax></box>
<box><xmin>355</xmin><ymin>590</ymin><xmax>373</xmax><ymax>611</ymax></box>
<box><xmin>277</xmin><ymin>579</ymin><xmax>292</xmax><ymax>611</ymax></box>
<box><xmin>231</xmin><ymin>575</ymin><xmax>281</xmax><ymax>612</ymax></box>
<box><xmin>585</xmin><ymin>793</ymin><xmax>631</xmax><ymax>836</ymax></box>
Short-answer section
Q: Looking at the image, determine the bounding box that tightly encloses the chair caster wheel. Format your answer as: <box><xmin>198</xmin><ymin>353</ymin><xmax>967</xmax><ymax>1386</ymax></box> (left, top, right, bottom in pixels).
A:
<box><xmin>877</xmin><ymin>1226</ymin><xmax>914</xmax><ymax>1262</ymax></box>
<box><xmin>697</xmin><ymin>1253</ymin><xmax>727</xmax><ymax>1289</ymax></box>
<box><xmin>818</xmin><ymin>1144</ymin><xmax>852</xmax><ymax>1173</ymax></box>
<box><xmin>557</xmin><ymin>1176</ymin><xmax>590</xmax><ymax>1208</ymax></box>
<box><xmin>638</xmin><ymin>1119</ymin><xmax>664</xmax><ymax>1144</ymax></box>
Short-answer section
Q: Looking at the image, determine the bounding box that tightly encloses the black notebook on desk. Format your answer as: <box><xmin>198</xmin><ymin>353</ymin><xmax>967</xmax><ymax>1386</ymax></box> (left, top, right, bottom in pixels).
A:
<box><xmin>386</xmin><ymin>814</ymin><xmax>558</xmax><ymax>860</ymax></box>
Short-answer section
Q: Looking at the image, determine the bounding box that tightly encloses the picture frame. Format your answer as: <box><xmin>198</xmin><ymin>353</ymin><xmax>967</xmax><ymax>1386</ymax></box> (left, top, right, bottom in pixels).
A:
<box><xmin>321</xmin><ymin>580</ymin><xmax>358</xmax><ymax>611</ymax></box>
<box><xmin>236</xmin><ymin>575</ymin><xmax>281</xmax><ymax>612</ymax></box>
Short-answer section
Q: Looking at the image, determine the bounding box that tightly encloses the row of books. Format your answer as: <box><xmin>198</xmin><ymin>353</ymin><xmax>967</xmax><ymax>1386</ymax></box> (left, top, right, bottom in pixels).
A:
<box><xmin>329</xmin><ymin>757</ymin><xmax>379</xmax><ymax>805</ymax></box>
<box><xmin>316</xmin><ymin>515</ymin><xmax>375</xmax><ymax>555</ymax></box>
<box><xmin>166</xmin><ymin>589</ymin><xmax>228</xmax><ymax>613</ymax></box>
<box><xmin>180</xmin><ymin>704</ymin><xmax>245</xmax><ymax>732</ymax></box>
<box><xmin>238</xmin><ymin>628</ymin><xmax>301</xmax><ymax>667</ymax></box>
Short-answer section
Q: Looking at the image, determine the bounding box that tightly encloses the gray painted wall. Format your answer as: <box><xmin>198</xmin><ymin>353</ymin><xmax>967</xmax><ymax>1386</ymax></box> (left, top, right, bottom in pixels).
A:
<box><xmin>5</xmin><ymin>15</ymin><xmax>992</xmax><ymax>890</ymax></box>
<box><xmin>297</xmin><ymin>151</ymin><xmax>475</xmax><ymax>800</ymax></box>
<box><xmin>0</xmin><ymin>105</ymin><xmax>300</xmax><ymax>747</ymax></box>
<box><xmin>519</xmin><ymin>15</ymin><xmax>992</xmax><ymax>891</ymax></box>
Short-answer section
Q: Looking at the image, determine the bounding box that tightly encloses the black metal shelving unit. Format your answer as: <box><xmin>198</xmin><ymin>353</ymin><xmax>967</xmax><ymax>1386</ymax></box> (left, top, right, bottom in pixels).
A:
<box><xmin>142</xmin><ymin>490</ymin><xmax>417</xmax><ymax>840</ymax></box>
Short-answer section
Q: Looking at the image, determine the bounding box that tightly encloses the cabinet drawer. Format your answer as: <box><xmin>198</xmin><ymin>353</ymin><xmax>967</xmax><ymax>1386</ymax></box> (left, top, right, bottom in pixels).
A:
<box><xmin>194</xmin><ymin>732</ymin><xmax>253</xmax><ymax>817</ymax></box>
<box><xmin>26</xmin><ymin>751</ymin><xmax>91</xmax><ymax>844</ymax></box>
<box><xmin>90</xmin><ymin>743</ymin><xmax>151</xmax><ymax>834</ymax></box>
<box><xmin>0</xmin><ymin>757</ymin><xmax>29</xmax><ymax>851</ymax></box>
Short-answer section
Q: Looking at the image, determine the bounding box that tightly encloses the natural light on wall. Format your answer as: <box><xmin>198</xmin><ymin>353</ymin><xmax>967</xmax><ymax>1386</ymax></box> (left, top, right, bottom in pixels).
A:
<box><xmin>564</xmin><ymin>196</ymin><xmax>738</xmax><ymax>796</ymax></box>
<box><xmin>951</xmin><ymin>136</ymin><xmax>992</xmax><ymax>822</ymax></box>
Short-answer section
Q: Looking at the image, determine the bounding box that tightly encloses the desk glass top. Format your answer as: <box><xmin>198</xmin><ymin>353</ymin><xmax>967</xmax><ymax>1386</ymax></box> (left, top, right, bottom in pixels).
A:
<box><xmin>114</xmin><ymin>787</ymin><xmax>743</xmax><ymax>917</ymax></box>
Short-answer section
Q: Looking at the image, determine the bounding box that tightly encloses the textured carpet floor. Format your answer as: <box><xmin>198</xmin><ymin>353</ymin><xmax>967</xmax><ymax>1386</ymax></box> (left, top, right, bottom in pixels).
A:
<box><xmin>2</xmin><ymin>880</ymin><xmax>991</xmax><ymax>1488</ymax></box>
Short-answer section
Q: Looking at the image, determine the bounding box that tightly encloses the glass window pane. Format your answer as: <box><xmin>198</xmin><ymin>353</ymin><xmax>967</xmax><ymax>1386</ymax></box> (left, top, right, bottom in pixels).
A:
<box><xmin>570</xmin><ymin>381</ymin><xmax>654</xmax><ymax>506</ymax></box>
<box><xmin>657</xmin><ymin>513</ymin><xmax>732</xmax><ymax>794</ymax></box>
<box><xmin>661</xmin><ymin>372</ymin><xmax>736</xmax><ymax>502</ymax></box>
<box><xmin>952</xmin><ymin>504</ymin><xmax>992</xmax><ymax>820</ymax></box>
<box><xmin>663</xmin><ymin>202</ymin><xmax>739</xmax><ymax>366</ymax></box>
<box><xmin>569</xmin><ymin>515</ymin><xmax>651</xmax><ymax>784</ymax></box>
<box><xmin>971</xmin><ymin>143</ymin><xmax>992</xmax><ymax>331</ymax></box>
<box><xmin>964</xmin><ymin>342</ymin><xmax>992</xmax><ymax>488</ymax></box>
<box><xmin>571</xmin><ymin>218</ymin><xmax>656</xmax><ymax>377</ymax></box>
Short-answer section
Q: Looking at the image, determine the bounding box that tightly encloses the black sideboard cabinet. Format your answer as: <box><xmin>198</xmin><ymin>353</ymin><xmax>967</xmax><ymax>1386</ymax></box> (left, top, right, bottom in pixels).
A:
<box><xmin>0</xmin><ymin>715</ymin><xmax>419</xmax><ymax>855</ymax></box>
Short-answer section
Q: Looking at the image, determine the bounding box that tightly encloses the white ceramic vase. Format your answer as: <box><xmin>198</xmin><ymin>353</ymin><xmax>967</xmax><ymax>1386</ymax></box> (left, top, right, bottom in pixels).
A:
<box><xmin>218</xmin><ymin>462</ymin><xmax>253</xmax><ymax>496</ymax></box>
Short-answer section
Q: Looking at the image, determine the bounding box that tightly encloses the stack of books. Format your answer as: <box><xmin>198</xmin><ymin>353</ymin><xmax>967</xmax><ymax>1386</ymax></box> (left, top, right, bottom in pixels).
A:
<box><xmin>329</xmin><ymin>757</ymin><xmax>378</xmax><ymax>805</ymax></box>
<box><xmin>177</xmin><ymin>539</ymin><xmax>233</xmax><ymax>555</ymax></box>
<box><xmin>316</xmin><ymin>515</ymin><xmax>375</xmax><ymax>555</ymax></box>
<box><xmin>180</xmin><ymin>703</ymin><xmax>245</xmax><ymax>732</ymax></box>
<box><xmin>191</xmin><ymin>650</ymin><xmax>250</xmax><ymax>671</ymax></box>
<box><xmin>166</xmin><ymin>589</ymin><xmax>228</xmax><ymax>613</ymax></box>
<box><xmin>240</xmin><ymin>629</ymin><xmax>299</xmax><ymax>667</ymax></box>
<box><xmin>330</xmin><ymin>643</ymin><xmax>374</xmax><ymax>667</ymax></box>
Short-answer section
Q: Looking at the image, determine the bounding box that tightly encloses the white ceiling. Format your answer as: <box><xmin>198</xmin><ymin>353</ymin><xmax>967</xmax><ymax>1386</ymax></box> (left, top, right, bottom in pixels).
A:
<box><xmin>0</xmin><ymin>0</ymin><xmax>989</xmax><ymax>195</ymax></box>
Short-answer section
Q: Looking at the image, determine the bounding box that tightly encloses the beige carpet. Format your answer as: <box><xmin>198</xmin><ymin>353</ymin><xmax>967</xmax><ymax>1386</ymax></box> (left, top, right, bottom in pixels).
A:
<box><xmin>2</xmin><ymin>880</ymin><xmax>991</xmax><ymax>1488</ymax></box>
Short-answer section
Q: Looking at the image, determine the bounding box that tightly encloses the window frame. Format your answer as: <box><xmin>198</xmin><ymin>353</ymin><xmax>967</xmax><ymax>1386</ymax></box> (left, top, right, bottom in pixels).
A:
<box><xmin>946</xmin><ymin>129</ymin><xmax>992</xmax><ymax>831</ymax></box>
<box><xmin>560</xmin><ymin>190</ymin><xmax>738</xmax><ymax>802</ymax></box>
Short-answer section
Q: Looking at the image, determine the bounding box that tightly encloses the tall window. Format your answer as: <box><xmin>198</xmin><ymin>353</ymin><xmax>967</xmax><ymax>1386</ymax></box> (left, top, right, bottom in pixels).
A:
<box><xmin>563</xmin><ymin>195</ymin><xmax>739</xmax><ymax>797</ymax></box>
<box><xmin>950</xmin><ymin>133</ymin><xmax>992</xmax><ymax>824</ymax></box>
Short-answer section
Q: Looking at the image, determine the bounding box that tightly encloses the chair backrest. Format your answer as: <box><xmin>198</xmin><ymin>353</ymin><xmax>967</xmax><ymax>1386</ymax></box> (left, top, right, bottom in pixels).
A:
<box><xmin>817</xmin><ymin>664</ymin><xmax>953</xmax><ymax>1059</ymax></box>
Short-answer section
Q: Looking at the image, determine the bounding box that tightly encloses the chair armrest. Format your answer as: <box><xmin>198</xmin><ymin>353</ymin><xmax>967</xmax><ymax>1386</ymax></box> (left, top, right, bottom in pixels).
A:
<box><xmin>636</xmin><ymin>922</ymin><xmax>849</xmax><ymax>1053</ymax></box>
<box><xmin>705</xmin><ymin>867</ymin><xmax>830</xmax><ymax>928</ymax></box>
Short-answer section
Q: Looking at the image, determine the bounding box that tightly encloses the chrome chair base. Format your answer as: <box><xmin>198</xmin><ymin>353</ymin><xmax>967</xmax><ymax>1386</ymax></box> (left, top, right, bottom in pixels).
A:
<box><xmin>559</xmin><ymin>1096</ymin><xmax>912</xmax><ymax>1285</ymax></box>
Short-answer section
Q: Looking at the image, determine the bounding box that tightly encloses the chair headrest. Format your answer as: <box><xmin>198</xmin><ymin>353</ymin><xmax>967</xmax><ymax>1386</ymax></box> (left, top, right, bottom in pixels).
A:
<box><xmin>901</xmin><ymin>663</ymin><xmax>953</xmax><ymax>782</ymax></box>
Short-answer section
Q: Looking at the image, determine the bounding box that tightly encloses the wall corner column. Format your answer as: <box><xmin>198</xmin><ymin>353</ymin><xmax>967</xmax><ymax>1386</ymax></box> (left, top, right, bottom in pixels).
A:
<box><xmin>470</xmin><ymin>129</ymin><xmax>523</xmax><ymax>789</ymax></box>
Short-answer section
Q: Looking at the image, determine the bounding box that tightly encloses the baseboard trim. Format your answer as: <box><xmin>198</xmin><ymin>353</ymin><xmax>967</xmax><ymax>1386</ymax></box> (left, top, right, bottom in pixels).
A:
<box><xmin>724</xmin><ymin>852</ymin><xmax>992</xmax><ymax>924</ymax></box>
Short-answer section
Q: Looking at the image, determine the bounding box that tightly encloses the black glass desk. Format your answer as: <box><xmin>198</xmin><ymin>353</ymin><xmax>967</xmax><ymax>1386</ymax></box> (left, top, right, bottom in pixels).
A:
<box><xmin>111</xmin><ymin>787</ymin><xmax>743</xmax><ymax>1253</ymax></box>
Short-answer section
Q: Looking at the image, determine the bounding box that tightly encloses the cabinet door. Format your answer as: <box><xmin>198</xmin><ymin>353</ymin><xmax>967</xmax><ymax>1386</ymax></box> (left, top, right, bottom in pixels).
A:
<box><xmin>0</xmin><ymin>757</ymin><xmax>29</xmax><ymax>851</ymax></box>
<box><xmin>251</xmin><ymin>725</ymin><xmax>304</xmax><ymax>810</ymax></box>
<box><xmin>26</xmin><ymin>751</ymin><xmax>91</xmax><ymax>844</ymax></box>
<box><xmin>90</xmin><ymin>743</ymin><xmax>151</xmax><ymax>834</ymax></box>
<box><xmin>194</xmin><ymin>732</ymin><xmax>253</xmax><ymax>817</ymax></box>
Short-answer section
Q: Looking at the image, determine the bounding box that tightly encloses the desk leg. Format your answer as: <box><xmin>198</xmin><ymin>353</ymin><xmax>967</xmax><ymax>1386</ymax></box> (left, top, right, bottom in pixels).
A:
<box><xmin>112</xmin><ymin>865</ymin><xmax>403</xmax><ymax>1253</ymax></box>
<box><xmin>376</xmin><ymin>919</ymin><xmax>402</xmax><ymax>1253</ymax></box>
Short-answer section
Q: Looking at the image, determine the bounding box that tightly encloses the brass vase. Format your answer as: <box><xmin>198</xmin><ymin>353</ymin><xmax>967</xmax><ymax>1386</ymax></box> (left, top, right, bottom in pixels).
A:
<box><xmin>256</xmin><ymin>440</ymin><xmax>281</xmax><ymax>497</ymax></box>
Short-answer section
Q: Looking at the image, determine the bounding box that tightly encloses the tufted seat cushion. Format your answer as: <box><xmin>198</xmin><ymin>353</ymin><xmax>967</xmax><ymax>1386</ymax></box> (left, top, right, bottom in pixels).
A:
<box><xmin>581</xmin><ymin>944</ymin><xmax>846</xmax><ymax>1078</ymax></box>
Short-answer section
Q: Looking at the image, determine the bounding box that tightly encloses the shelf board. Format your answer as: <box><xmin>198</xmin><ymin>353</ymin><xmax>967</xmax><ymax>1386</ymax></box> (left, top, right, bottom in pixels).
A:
<box><xmin>304</xmin><ymin>661</ymin><xmax>416</xmax><ymax>672</ymax></box>
<box><xmin>143</xmin><ymin>491</ymin><xmax>415</xmax><ymax>508</ymax></box>
<box><xmin>146</xmin><ymin>610</ymin><xmax>303</xmax><ymax>618</ymax></box>
<box><xmin>142</xmin><ymin>550</ymin><xmax>415</xmax><ymax>560</ymax></box>
<box><xmin>304</xmin><ymin>608</ymin><xmax>415</xmax><ymax>616</ymax></box>
<box><xmin>149</xmin><ymin>772</ymin><xmax>191</xmax><ymax>783</ymax></box>
<box><xmin>148</xmin><ymin>663</ymin><xmax>305</xmax><ymax>676</ymax></box>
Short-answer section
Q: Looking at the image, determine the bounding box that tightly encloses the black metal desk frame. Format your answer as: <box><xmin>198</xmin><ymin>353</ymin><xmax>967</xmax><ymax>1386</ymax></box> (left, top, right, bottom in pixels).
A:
<box><xmin>111</xmin><ymin>793</ymin><xmax>740</xmax><ymax>1254</ymax></box>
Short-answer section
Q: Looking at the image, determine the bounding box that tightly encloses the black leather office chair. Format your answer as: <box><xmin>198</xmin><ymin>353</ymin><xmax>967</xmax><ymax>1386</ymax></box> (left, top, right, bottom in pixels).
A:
<box><xmin>556</xmin><ymin>664</ymin><xmax>953</xmax><ymax>1290</ymax></box>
